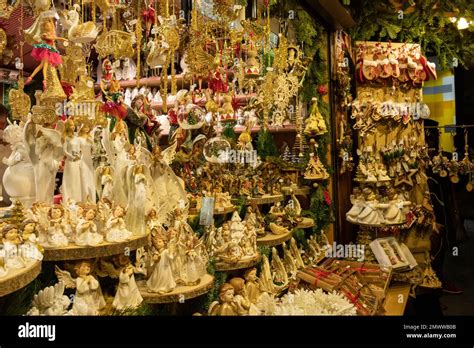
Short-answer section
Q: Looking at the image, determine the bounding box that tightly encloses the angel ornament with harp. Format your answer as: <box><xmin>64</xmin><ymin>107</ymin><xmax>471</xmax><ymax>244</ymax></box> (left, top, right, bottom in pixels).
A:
<box><xmin>55</xmin><ymin>261</ymin><xmax>106</xmax><ymax>315</ymax></box>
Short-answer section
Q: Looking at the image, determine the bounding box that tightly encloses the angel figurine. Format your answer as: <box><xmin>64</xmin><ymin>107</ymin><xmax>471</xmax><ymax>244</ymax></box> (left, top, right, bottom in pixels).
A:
<box><xmin>46</xmin><ymin>205</ymin><xmax>69</xmax><ymax>247</ymax></box>
<box><xmin>147</xmin><ymin>236</ymin><xmax>177</xmax><ymax>294</ymax></box>
<box><xmin>21</xmin><ymin>219</ymin><xmax>44</xmax><ymax>261</ymax></box>
<box><xmin>27</xmin><ymin>282</ymin><xmax>71</xmax><ymax>316</ymax></box>
<box><xmin>99</xmin><ymin>255</ymin><xmax>143</xmax><ymax>310</ymax></box>
<box><xmin>208</xmin><ymin>283</ymin><xmax>239</xmax><ymax>316</ymax></box>
<box><xmin>105</xmin><ymin>205</ymin><xmax>132</xmax><ymax>243</ymax></box>
<box><xmin>2</xmin><ymin>225</ymin><xmax>27</xmax><ymax>270</ymax></box>
<box><xmin>125</xmin><ymin>164</ymin><xmax>150</xmax><ymax>236</ymax></box>
<box><xmin>55</xmin><ymin>261</ymin><xmax>106</xmax><ymax>315</ymax></box>
<box><xmin>95</xmin><ymin>166</ymin><xmax>114</xmax><ymax>202</ymax></box>
<box><xmin>76</xmin><ymin>208</ymin><xmax>103</xmax><ymax>246</ymax></box>
<box><xmin>24</xmin><ymin>121</ymin><xmax>64</xmax><ymax>204</ymax></box>
<box><xmin>62</xmin><ymin>118</ymin><xmax>83</xmax><ymax>203</ymax></box>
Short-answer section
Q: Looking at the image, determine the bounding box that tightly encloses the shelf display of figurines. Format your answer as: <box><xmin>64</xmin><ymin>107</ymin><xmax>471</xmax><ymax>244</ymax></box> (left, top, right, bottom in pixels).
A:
<box><xmin>346</xmin><ymin>186</ymin><xmax>412</xmax><ymax>226</ymax></box>
<box><xmin>54</xmin><ymin>260</ymin><xmax>106</xmax><ymax>315</ymax></box>
<box><xmin>139</xmin><ymin>207</ymin><xmax>211</xmax><ymax>299</ymax></box>
<box><xmin>212</xmin><ymin>211</ymin><xmax>260</xmax><ymax>271</ymax></box>
<box><xmin>304</xmin><ymin>140</ymin><xmax>329</xmax><ymax>181</ymax></box>
<box><xmin>243</xmin><ymin>205</ymin><xmax>265</xmax><ymax>237</ymax></box>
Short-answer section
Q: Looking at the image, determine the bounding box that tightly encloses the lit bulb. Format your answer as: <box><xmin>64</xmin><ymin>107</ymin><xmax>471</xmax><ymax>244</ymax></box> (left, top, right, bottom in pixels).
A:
<box><xmin>457</xmin><ymin>17</ymin><xmax>469</xmax><ymax>30</ymax></box>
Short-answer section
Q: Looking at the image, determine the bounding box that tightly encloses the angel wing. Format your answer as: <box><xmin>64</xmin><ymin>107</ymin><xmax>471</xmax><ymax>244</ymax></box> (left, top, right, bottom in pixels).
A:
<box><xmin>54</xmin><ymin>266</ymin><xmax>77</xmax><ymax>289</ymax></box>
<box><xmin>96</xmin><ymin>259</ymin><xmax>121</xmax><ymax>278</ymax></box>
<box><xmin>23</xmin><ymin>120</ymin><xmax>38</xmax><ymax>166</ymax></box>
<box><xmin>134</xmin><ymin>247</ymin><xmax>147</xmax><ymax>276</ymax></box>
<box><xmin>136</xmin><ymin>145</ymin><xmax>153</xmax><ymax>167</ymax></box>
<box><xmin>161</xmin><ymin>142</ymin><xmax>177</xmax><ymax>166</ymax></box>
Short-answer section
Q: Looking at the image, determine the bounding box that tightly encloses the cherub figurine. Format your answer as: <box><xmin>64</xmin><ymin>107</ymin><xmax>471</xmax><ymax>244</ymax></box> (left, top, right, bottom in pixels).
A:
<box><xmin>208</xmin><ymin>283</ymin><xmax>239</xmax><ymax>316</ymax></box>
<box><xmin>55</xmin><ymin>261</ymin><xmax>106</xmax><ymax>315</ymax></box>
<box><xmin>105</xmin><ymin>205</ymin><xmax>132</xmax><ymax>243</ymax></box>
<box><xmin>21</xmin><ymin>219</ymin><xmax>44</xmax><ymax>261</ymax></box>
<box><xmin>76</xmin><ymin>207</ymin><xmax>103</xmax><ymax>246</ymax></box>
<box><xmin>47</xmin><ymin>205</ymin><xmax>69</xmax><ymax>247</ymax></box>
<box><xmin>244</xmin><ymin>268</ymin><xmax>262</xmax><ymax>304</ymax></box>
<box><xmin>2</xmin><ymin>224</ymin><xmax>26</xmax><ymax>269</ymax></box>
<box><xmin>147</xmin><ymin>234</ymin><xmax>176</xmax><ymax>294</ymax></box>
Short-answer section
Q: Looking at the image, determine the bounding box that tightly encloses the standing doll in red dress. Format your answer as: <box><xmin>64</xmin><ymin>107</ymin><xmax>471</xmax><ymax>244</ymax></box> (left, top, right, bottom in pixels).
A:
<box><xmin>25</xmin><ymin>13</ymin><xmax>67</xmax><ymax>88</ymax></box>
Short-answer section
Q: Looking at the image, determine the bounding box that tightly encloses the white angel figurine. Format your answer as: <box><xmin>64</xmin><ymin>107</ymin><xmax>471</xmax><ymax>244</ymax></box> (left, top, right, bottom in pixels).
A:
<box><xmin>55</xmin><ymin>262</ymin><xmax>106</xmax><ymax>315</ymax></box>
<box><xmin>27</xmin><ymin>282</ymin><xmax>71</xmax><ymax>316</ymax></box>
<box><xmin>99</xmin><ymin>255</ymin><xmax>143</xmax><ymax>310</ymax></box>
<box><xmin>24</xmin><ymin>121</ymin><xmax>64</xmax><ymax>204</ymax></box>
<box><xmin>2</xmin><ymin>123</ymin><xmax>36</xmax><ymax>208</ymax></box>
<box><xmin>76</xmin><ymin>208</ymin><xmax>103</xmax><ymax>246</ymax></box>
<box><xmin>125</xmin><ymin>164</ymin><xmax>150</xmax><ymax>236</ymax></box>
<box><xmin>282</xmin><ymin>242</ymin><xmax>298</xmax><ymax>276</ymax></box>
<box><xmin>21</xmin><ymin>219</ymin><xmax>44</xmax><ymax>261</ymax></box>
<box><xmin>46</xmin><ymin>205</ymin><xmax>69</xmax><ymax>247</ymax></box>
<box><xmin>183</xmin><ymin>238</ymin><xmax>206</xmax><ymax>285</ymax></box>
<box><xmin>62</xmin><ymin>119</ymin><xmax>83</xmax><ymax>203</ymax></box>
<box><xmin>147</xmin><ymin>237</ymin><xmax>176</xmax><ymax>293</ymax></box>
<box><xmin>2</xmin><ymin>225</ymin><xmax>27</xmax><ymax>269</ymax></box>
<box><xmin>77</xmin><ymin>124</ymin><xmax>96</xmax><ymax>202</ymax></box>
<box><xmin>105</xmin><ymin>205</ymin><xmax>132</xmax><ymax>243</ymax></box>
<box><xmin>95</xmin><ymin>166</ymin><xmax>114</xmax><ymax>202</ymax></box>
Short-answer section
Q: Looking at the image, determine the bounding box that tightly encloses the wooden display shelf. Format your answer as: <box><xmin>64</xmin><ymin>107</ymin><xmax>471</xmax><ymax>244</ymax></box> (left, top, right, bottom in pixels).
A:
<box><xmin>257</xmin><ymin>230</ymin><xmax>293</xmax><ymax>247</ymax></box>
<box><xmin>43</xmin><ymin>234</ymin><xmax>149</xmax><ymax>261</ymax></box>
<box><xmin>247</xmin><ymin>194</ymin><xmax>284</xmax><ymax>205</ymax></box>
<box><xmin>215</xmin><ymin>253</ymin><xmax>261</xmax><ymax>271</ymax></box>
<box><xmin>281</xmin><ymin>186</ymin><xmax>310</xmax><ymax>196</ymax></box>
<box><xmin>0</xmin><ymin>260</ymin><xmax>41</xmax><ymax>297</ymax></box>
<box><xmin>296</xmin><ymin>217</ymin><xmax>315</xmax><ymax>229</ymax></box>
<box><xmin>138</xmin><ymin>274</ymin><xmax>214</xmax><ymax>304</ymax></box>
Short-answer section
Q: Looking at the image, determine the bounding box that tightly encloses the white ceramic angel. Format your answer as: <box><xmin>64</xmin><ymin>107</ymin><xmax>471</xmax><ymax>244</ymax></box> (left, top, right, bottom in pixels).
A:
<box><xmin>2</xmin><ymin>123</ymin><xmax>36</xmax><ymax>208</ymax></box>
<box><xmin>99</xmin><ymin>255</ymin><xmax>143</xmax><ymax>310</ymax></box>
<box><xmin>21</xmin><ymin>219</ymin><xmax>43</xmax><ymax>261</ymax></box>
<box><xmin>2</xmin><ymin>225</ymin><xmax>27</xmax><ymax>269</ymax></box>
<box><xmin>55</xmin><ymin>262</ymin><xmax>106</xmax><ymax>315</ymax></box>
<box><xmin>27</xmin><ymin>282</ymin><xmax>71</xmax><ymax>316</ymax></box>
<box><xmin>62</xmin><ymin>119</ymin><xmax>83</xmax><ymax>203</ymax></box>
<box><xmin>125</xmin><ymin>164</ymin><xmax>150</xmax><ymax>236</ymax></box>
<box><xmin>95</xmin><ymin>166</ymin><xmax>114</xmax><ymax>202</ymax></box>
<box><xmin>46</xmin><ymin>205</ymin><xmax>69</xmax><ymax>247</ymax></box>
<box><xmin>77</xmin><ymin>124</ymin><xmax>96</xmax><ymax>202</ymax></box>
<box><xmin>105</xmin><ymin>205</ymin><xmax>132</xmax><ymax>243</ymax></box>
<box><xmin>147</xmin><ymin>236</ymin><xmax>176</xmax><ymax>293</ymax></box>
<box><xmin>24</xmin><ymin>121</ymin><xmax>64</xmax><ymax>204</ymax></box>
<box><xmin>76</xmin><ymin>208</ymin><xmax>103</xmax><ymax>246</ymax></box>
<box><xmin>183</xmin><ymin>237</ymin><xmax>206</xmax><ymax>285</ymax></box>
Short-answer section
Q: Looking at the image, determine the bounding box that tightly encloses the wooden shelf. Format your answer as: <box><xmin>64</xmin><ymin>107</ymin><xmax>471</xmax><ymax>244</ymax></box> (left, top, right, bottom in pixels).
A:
<box><xmin>281</xmin><ymin>186</ymin><xmax>311</xmax><ymax>196</ymax></box>
<box><xmin>43</xmin><ymin>234</ymin><xmax>149</xmax><ymax>261</ymax></box>
<box><xmin>138</xmin><ymin>274</ymin><xmax>214</xmax><ymax>304</ymax></box>
<box><xmin>215</xmin><ymin>253</ymin><xmax>261</xmax><ymax>271</ymax></box>
<box><xmin>246</xmin><ymin>194</ymin><xmax>284</xmax><ymax>205</ymax></box>
<box><xmin>0</xmin><ymin>260</ymin><xmax>41</xmax><ymax>297</ymax></box>
<box><xmin>257</xmin><ymin>230</ymin><xmax>293</xmax><ymax>247</ymax></box>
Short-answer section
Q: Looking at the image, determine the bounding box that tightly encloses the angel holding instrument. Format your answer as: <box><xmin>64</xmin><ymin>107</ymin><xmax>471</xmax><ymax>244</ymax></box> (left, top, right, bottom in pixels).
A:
<box><xmin>97</xmin><ymin>255</ymin><xmax>143</xmax><ymax>311</ymax></box>
<box><xmin>55</xmin><ymin>261</ymin><xmax>106</xmax><ymax>315</ymax></box>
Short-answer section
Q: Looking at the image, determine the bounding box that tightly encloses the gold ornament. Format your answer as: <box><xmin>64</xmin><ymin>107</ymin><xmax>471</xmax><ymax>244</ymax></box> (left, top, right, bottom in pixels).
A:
<box><xmin>40</xmin><ymin>63</ymin><xmax>67</xmax><ymax>106</ymax></box>
<box><xmin>95</xmin><ymin>29</ymin><xmax>134</xmax><ymax>59</ymax></box>
<box><xmin>8</xmin><ymin>78</ymin><xmax>31</xmax><ymax>122</ymax></box>
<box><xmin>58</xmin><ymin>44</ymin><xmax>86</xmax><ymax>85</ymax></box>
<box><xmin>0</xmin><ymin>28</ymin><xmax>6</xmax><ymax>55</ymax></box>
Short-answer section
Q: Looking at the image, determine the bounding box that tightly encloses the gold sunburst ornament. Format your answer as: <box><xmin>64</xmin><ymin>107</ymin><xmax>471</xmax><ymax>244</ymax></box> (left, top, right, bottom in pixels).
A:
<box><xmin>0</xmin><ymin>28</ymin><xmax>6</xmax><ymax>55</ymax></box>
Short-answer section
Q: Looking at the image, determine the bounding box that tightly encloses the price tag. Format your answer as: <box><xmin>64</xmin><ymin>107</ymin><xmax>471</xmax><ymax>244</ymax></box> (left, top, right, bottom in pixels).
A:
<box><xmin>199</xmin><ymin>197</ymin><xmax>215</xmax><ymax>226</ymax></box>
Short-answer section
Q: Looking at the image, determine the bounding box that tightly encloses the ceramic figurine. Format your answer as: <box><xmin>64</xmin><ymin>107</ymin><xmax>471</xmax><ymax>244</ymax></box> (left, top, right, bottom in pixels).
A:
<box><xmin>2</xmin><ymin>224</ymin><xmax>27</xmax><ymax>269</ymax></box>
<box><xmin>268</xmin><ymin>222</ymin><xmax>290</xmax><ymax>236</ymax></box>
<box><xmin>62</xmin><ymin>119</ymin><xmax>83</xmax><ymax>202</ymax></box>
<box><xmin>125</xmin><ymin>164</ymin><xmax>149</xmax><ymax>236</ymax></box>
<box><xmin>268</xmin><ymin>202</ymin><xmax>285</xmax><ymax>218</ymax></box>
<box><xmin>55</xmin><ymin>261</ymin><xmax>106</xmax><ymax>315</ymax></box>
<box><xmin>228</xmin><ymin>277</ymin><xmax>253</xmax><ymax>315</ymax></box>
<box><xmin>76</xmin><ymin>207</ymin><xmax>103</xmax><ymax>246</ymax></box>
<box><xmin>304</xmin><ymin>98</ymin><xmax>327</xmax><ymax>136</ymax></box>
<box><xmin>183</xmin><ymin>237</ymin><xmax>206</xmax><ymax>285</ymax></box>
<box><xmin>304</xmin><ymin>151</ymin><xmax>329</xmax><ymax>181</ymax></box>
<box><xmin>105</xmin><ymin>205</ymin><xmax>132</xmax><ymax>243</ymax></box>
<box><xmin>289</xmin><ymin>238</ymin><xmax>305</xmax><ymax>269</ymax></box>
<box><xmin>147</xmin><ymin>235</ymin><xmax>177</xmax><ymax>293</ymax></box>
<box><xmin>258</xmin><ymin>255</ymin><xmax>277</xmax><ymax>294</ymax></box>
<box><xmin>2</xmin><ymin>124</ymin><xmax>36</xmax><ymax>208</ymax></box>
<box><xmin>244</xmin><ymin>268</ymin><xmax>262</xmax><ymax>304</ymax></box>
<box><xmin>95</xmin><ymin>166</ymin><xmax>114</xmax><ymax>202</ymax></box>
<box><xmin>244</xmin><ymin>206</ymin><xmax>265</xmax><ymax>236</ymax></box>
<box><xmin>27</xmin><ymin>282</ymin><xmax>71</xmax><ymax>315</ymax></box>
<box><xmin>76</xmin><ymin>123</ymin><xmax>96</xmax><ymax>202</ymax></box>
<box><xmin>208</xmin><ymin>283</ymin><xmax>240</xmax><ymax>316</ymax></box>
<box><xmin>271</xmin><ymin>247</ymin><xmax>288</xmax><ymax>285</ymax></box>
<box><xmin>282</xmin><ymin>242</ymin><xmax>298</xmax><ymax>275</ymax></box>
<box><xmin>47</xmin><ymin>205</ymin><xmax>69</xmax><ymax>247</ymax></box>
<box><xmin>21</xmin><ymin>219</ymin><xmax>44</xmax><ymax>261</ymax></box>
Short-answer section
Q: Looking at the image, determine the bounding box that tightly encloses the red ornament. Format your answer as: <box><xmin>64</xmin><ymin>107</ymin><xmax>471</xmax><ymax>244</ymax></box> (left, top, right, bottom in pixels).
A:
<box><xmin>317</xmin><ymin>85</ymin><xmax>328</xmax><ymax>95</ymax></box>
<box><xmin>323</xmin><ymin>190</ymin><xmax>331</xmax><ymax>206</ymax></box>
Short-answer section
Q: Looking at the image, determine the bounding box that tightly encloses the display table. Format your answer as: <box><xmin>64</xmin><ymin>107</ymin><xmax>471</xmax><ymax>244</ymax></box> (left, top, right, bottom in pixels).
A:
<box><xmin>0</xmin><ymin>260</ymin><xmax>42</xmax><ymax>297</ymax></box>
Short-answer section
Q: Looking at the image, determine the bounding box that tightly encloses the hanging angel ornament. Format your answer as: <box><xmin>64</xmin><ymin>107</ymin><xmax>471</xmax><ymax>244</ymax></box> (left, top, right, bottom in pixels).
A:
<box><xmin>55</xmin><ymin>261</ymin><xmax>106</xmax><ymax>315</ymax></box>
<box><xmin>304</xmin><ymin>97</ymin><xmax>327</xmax><ymax>136</ymax></box>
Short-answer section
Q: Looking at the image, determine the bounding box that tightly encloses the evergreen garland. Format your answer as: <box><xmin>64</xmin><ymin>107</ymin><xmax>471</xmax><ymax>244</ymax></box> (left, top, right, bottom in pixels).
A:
<box><xmin>348</xmin><ymin>0</ymin><xmax>474</xmax><ymax>68</ymax></box>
